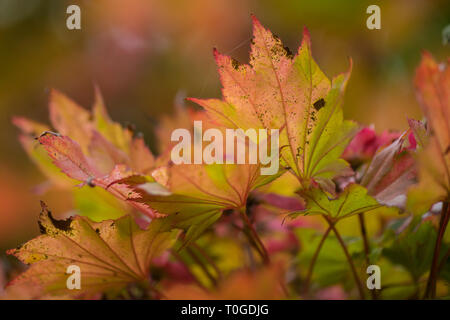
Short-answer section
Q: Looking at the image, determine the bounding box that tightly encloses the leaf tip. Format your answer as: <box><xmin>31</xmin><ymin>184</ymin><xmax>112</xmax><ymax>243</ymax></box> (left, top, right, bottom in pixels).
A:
<box><xmin>250</xmin><ymin>14</ymin><xmax>264</xmax><ymax>32</ymax></box>
<box><xmin>250</xmin><ymin>13</ymin><xmax>258</xmax><ymax>24</ymax></box>
<box><xmin>346</xmin><ymin>56</ymin><xmax>353</xmax><ymax>78</ymax></box>
<box><xmin>302</xmin><ymin>27</ymin><xmax>311</xmax><ymax>46</ymax></box>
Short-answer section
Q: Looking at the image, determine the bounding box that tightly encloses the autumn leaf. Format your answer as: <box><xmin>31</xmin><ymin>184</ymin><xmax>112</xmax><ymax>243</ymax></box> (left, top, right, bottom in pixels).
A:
<box><xmin>6</xmin><ymin>202</ymin><xmax>178</xmax><ymax>299</ymax></box>
<box><xmin>91</xmin><ymin>87</ymin><xmax>134</xmax><ymax>154</ymax></box>
<box><xmin>12</xmin><ymin>117</ymin><xmax>72</xmax><ymax>189</ymax></box>
<box><xmin>112</xmin><ymin>110</ymin><xmax>282</xmax><ymax>245</ymax></box>
<box><xmin>38</xmin><ymin>132</ymin><xmax>160</xmax><ymax>218</ymax></box>
<box><xmin>407</xmin><ymin>53</ymin><xmax>450</xmax><ymax>214</ymax></box>
<box><xmin>155</xmin><ymin>100</ymin><xmax>207</xmax><ymax>156</ymax></box>
<box><xmin>15</xmin><ymin>88</ymin><xmax>156</xmax><ymax>182</ymax></box>
<box><xmin>14</xmin><ymin>89</ymin><xmax>160</xmax><ymax>219</ymax></box>
<box><xmin>111</xmin><ymin>160</ymin><xmax>282</xmax><ymax>246</ymax></box>
<box><xmin>189</xmin><ymin>15</ymin><xmax>358</xmax><ymax>193</ymax></box>
<box><xmin>360</xmin><ymin>132</ymin><xmax>416</xmax><ymax>208</ymax></box>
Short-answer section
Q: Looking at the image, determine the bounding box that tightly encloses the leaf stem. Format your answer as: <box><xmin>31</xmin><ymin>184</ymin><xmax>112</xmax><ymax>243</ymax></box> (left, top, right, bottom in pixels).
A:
<box><xmin>191</xmin><ymin>243</ymin><xmax>223</xmax><ymax>280</ymax></box>
<box><xmin>358</xmin><ymin>213</ymin><xmax>377</xmax><ymax>300</ymax></box>
<box><xmin>239</xmin><ymin>207</ymin><xmax>270</xmax><ymax>265</ymax></box>
<box><xmin>424</xmin><ymin>201</ymin><xmax>450</xmax><ymax>299</ymax></box>
<box><xmin>324</xmin><ymin>215</ymin><xmax>365</xmax><ymax>299</ymax></box>
<box><xmin>303</xmin><ymin>225</ymin><xmax>332</xmax><ymax>295</ymax></box>
<box><xmin>186</xmin><ymin>246</ymin><xmax>218</xmax><ymax>287</ymax></box>
<box><xmin>170</xmin><ymin>249</ymin><xmax>205</xmax><ymax>289</ymax></box>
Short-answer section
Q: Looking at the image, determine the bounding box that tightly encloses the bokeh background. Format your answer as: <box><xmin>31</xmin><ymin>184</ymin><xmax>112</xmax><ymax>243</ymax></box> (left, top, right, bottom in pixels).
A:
<box><xmin>0</xmin><ymin>0</ymin><xmax>448</xmax><ymax>257</ymax></box>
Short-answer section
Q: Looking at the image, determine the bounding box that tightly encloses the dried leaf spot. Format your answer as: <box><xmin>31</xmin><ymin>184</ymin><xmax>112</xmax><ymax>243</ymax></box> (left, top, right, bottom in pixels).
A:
<box><xmin>48</xmin><ymin>211</ymin><xmax>73</xmax><ymax>232</ymax></box>
<box><xmin>283</xmin><ymin>46</ymin><xmax>293</xmax><ymax>59</ymax></box>
<box><xmin>313</xmin><ymin>98</ymin><xmax>326</xmax><ymax>111</ymax></box>
<box><xmin>38</xmin><ymin>201</ymin><xmax>73</xmax><ymax>234</ymax></box>
<box><xmin>231</xmin><ymin>58</ymin><xmax>242</xmax><ymax>70</ymax></box>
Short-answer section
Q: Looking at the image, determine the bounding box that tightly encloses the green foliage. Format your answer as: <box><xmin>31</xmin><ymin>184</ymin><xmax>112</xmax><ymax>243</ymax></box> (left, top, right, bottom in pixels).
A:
<box><xmin>383</xmin><ymin>219</ymin><xmax>438</xmax><ymax>281</ymax></box>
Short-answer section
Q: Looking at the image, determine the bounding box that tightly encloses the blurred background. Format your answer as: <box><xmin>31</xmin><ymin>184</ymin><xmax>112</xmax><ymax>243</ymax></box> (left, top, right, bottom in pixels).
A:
<box><xmin>0</xmin><ymin>0</ymin><xmax>448</xmax><ymax>254</ymax></box>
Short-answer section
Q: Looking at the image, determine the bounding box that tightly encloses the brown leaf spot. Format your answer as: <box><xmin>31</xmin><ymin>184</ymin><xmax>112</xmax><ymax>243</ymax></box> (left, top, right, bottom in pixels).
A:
<box><xmin>313</xmin><ymin>98</ymin><xmax>326</xmax><ymax>111</ymax></box>
<box><xmin>284</xmin><ymin>46</ymin><xmax>293</xmax><ymax>59</ymax></box>
<box><xmin>231</xmin><ymin>58</ymin><xmax>242</xmax><ymax>70</ymax></box>
<box><xmin>48</xmin><ymin>211</ymin><xmax>73</xmax><ymax>232</ymax></box>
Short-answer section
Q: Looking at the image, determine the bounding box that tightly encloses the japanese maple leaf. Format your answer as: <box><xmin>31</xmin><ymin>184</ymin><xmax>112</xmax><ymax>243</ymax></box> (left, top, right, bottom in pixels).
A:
<box><xmin>189</xmin><ymin>15</ymin><xmax>358</xmax><ymax>193</ymax></box>
<box><xmin>12</xmin><ymin>117</ymin><xmax>71</xmax><ymax>190</ymax></box>
<box><xmin>14</xmin><ymin>88</ymin><xmax>155</xmax><ymax>184</ymax></box>
<box><xmin>6</xmin><ymin>202</ymin><xmax>178</xmax><ymax>299</ymax></box>
<box><xmin>14</xmin><ymin>89</ymin><xmax>159</xmax><ymax>218</ymax></box>
<box><xmin>407</xmin><ymin>53</ymin><xmax>450</xmax><ymax>214</ymax></box>
<box><xmin>296</xmin><ymin>184</ymin><xmax>381</xmax><ymax>220</ymax></box>
<box><xmin>109</xmin><ymin>107</ymin><xmax>283</xmax><ymax>245</ymax></box>
<box><xmin>37</xmin><ymin>132</ymin><xmax>160</xmax><ymax>218</ymax></box>
<box><xmin>112</xmin><ymin>147</ymin><xmax>281</xmax><ymax>245</ymax></box>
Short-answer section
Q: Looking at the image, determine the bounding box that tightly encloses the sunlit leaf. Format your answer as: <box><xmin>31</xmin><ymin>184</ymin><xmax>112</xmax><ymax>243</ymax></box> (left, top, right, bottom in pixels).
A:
<box><xmin>6</xmin><ymin>202</ymin><xmax>178</xmax><ymax>298</ymax></box>
<box><xmin>189</xmin><ymin>16</ymin><xmax>358</xmax><ymax>193</ymax></box>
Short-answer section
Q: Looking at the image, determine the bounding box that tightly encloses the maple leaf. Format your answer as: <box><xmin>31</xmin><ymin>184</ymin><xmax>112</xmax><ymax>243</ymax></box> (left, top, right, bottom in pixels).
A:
<box><xmin>12</xmin><ymin>117</ymin><xmax>71</xmax><ymax>189</ymax></box>
<box><xmin>15</xmin><ymin>89</ymin><xmax>160</xmax><ymax>218</ymax></box>
<box><xmin>407</xmin><ymin>53</ymin><xmax>450</xmax><ymax>214</ymax></box>
<box><xmin>155</xmin><ymin>100</ymin><xmax>207</xmax><ymax>155</ymax></box>
<box><xmin>111</xmin><ymin>109</ymin><xmax>283</xmax><ymax>245</ymax></box>
<box><xmin>37</xmin><ymin>132</ymin><xmax>161</xmax><ymax>218</ymax></box>
<box><xmin>6</xmin><ymin>202</ymin><xmax>178</xmax><ymax>299</ymax></box>
<box><xmin>111</xmin><ymin>160</ymin><xmax>282</xmax><ymax>246</ymax></box>
<box><xmin>189</xmin><ymin>15</ymin><xmax>358</xmax><ymax>193</ymax></box>
<box><xmin>296</xmin><ymin>184</ymin><xmax>381</xmax><ymax>220</ymax></box>
<box><xmin>15</xmin><ymin>88</ymin><xmax>156</xmax><ymax>181</ymax></box>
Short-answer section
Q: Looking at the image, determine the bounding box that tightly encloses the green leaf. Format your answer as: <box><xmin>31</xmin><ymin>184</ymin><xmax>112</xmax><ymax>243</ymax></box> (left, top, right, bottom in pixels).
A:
<box><xmin>296</xmin><ymin>184</ymin><xmax>381</xmax><ymax>219</ymax></box>
<box><xmin>382</xmin><ymin>220</ymin><xmax>438</xmax><ymax>281</ymax></box>
<box><xmin>73</xmin><ymin>187</ymin><xmax>127</xmax><ymax>222</ymax></box>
